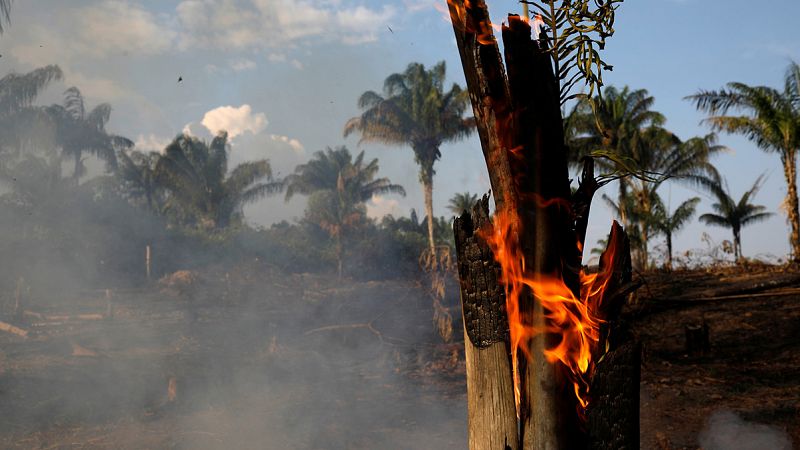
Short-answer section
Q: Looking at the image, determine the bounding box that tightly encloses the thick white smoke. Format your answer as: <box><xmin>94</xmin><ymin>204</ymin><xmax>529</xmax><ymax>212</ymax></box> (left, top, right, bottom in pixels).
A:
<box><xmin>698</xmin><ymin>410</ymin><xmax>792</xmax><ymax>450</ymax></box>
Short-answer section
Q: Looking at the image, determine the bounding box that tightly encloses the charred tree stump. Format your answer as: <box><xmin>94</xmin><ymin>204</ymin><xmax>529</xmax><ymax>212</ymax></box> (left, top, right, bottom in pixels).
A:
<box><xmin>587</xmin><ymin>341</ymin><xmax>641</xmax><ymax>450</ymax></box>
<box><xmin>587</xmin><ymin>222</ymin><xmax>640</xmax><ymax>450</ymax></box>
<box><xmin>448</xmin><ymin>0</ymin><xmax>640</xmax><ymax>448</ymax></box>
<box><xmin>455</xmin><ymin>197</ymin><xmax>519</xmax><ymax>450</ymax></box>
<box><xmin>684</xmin><ymin>322</ymin><xmax>710</xmax><ymax>357</ymax></box>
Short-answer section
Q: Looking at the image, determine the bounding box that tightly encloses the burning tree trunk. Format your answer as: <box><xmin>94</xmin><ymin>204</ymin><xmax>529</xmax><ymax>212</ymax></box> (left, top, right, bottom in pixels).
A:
<box><xmin>448</xmin><ymin>1</ymin><xmax>639</xmax><ymax>448</ymax></box>
<box><xmin>455</xmin><ymin>196</ymin><xmax>518</xmax><ymax>450</ymax></box>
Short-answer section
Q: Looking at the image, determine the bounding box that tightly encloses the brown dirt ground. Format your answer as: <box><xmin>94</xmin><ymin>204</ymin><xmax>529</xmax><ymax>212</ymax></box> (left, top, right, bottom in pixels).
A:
<box><xmin>0</xmin><ymin>264</ymin><xmax>797</xmax><ymax>449</ymax></box>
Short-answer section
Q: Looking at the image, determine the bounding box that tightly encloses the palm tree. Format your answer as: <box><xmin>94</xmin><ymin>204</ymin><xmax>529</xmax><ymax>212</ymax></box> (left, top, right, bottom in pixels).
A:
<box><xmin>627</xmin><ymin>130</ymin><xmax>723</xmax><ymax>265</ymax></box>
<box><xmin>286</xmin><ymin>146</ymin><xmax>405</xmax><ymax>277</ymax></box>
<box><xmin>567</xmin><ymin>86</ymin><xmax>665</xmax><ymax>224</ymax></box>
<box><xmin>651</xmin><ymin>194</ymin><xmax>700</xmax><ymax>270</ymax></box>
<box><xmin>0</xmin><ymin>153</ymin><xmax>67</xmax><ymax>209</ymax></box>
<box><xmin>285</xmin><ymin>146</ymin><xmax>405</xmax><ymax>203</ymax></box>
<box><xmin>0</xmin><ymin>0</ymin><xmax>12</xmax><ymax>33</ymax></box>
<box><xmin>699</xmin><ymin>175</ymin><xmax>773</xmax><ymax>262</ymax></box>
<box><xmin>0</xmin><ymin>65</ymin><xmax>63</xmax><ymax>153</ymax></box>
<box><xmin>687</xmin><ymin>61</ymin><xmax>800</xmax><ymax>262</ymax></box>
<box><xmin>117</xmin><ymin>149</ymin><xmax>162</xmax><ymax>212</ymax></box>
<box><xmin>447</xmin><ymin>191</ymin><xmax>479</xmax><ymax>215</ymax></box>
<box><xmin>156</xmin><ymin>132</ymin><xmax>282</xmax><ymax>229</ymax></box>
<box><xmin>344</xmin><ymin>61</ymin><xmax>474</xmax><ymax>256</ymax></box>
<box><xmin>48</xmin><ymin>87</ymin><xmax>133</xmax><ymax>181</ymax></box>
<box><xmin>569</xmin><ymin>86</ymin><xmax>723</xmax><ymax>266</ymax></box>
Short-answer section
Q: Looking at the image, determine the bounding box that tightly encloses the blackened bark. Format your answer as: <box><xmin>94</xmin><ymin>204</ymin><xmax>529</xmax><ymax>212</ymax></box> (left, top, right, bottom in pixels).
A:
<box><xmin>454</xmin><ymin>195</ymin><xmax>509</xmax><ymax>348</ymax></box>
<box><xmin>588</xmin><ymin>221</ymin><xmax>640</xmax><ymax>450</ymax></box>
<box><xmin>587</xmin><ymin>340</ymin><xmax>641</xmax><ymax>450</ymax></box>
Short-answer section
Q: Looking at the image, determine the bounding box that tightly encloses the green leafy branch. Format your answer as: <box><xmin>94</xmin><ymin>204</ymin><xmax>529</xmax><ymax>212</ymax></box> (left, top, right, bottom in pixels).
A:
<box><xmin>522</xmin><ymin>0</ymin><xmax>623</xmax><ymax>103</ymax></box>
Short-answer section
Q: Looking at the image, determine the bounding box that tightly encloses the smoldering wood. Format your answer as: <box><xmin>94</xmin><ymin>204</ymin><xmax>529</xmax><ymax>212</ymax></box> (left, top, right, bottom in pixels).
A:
<box><xmin>587</xmin><ymin>340</ymin><xmax>641</xmax><ymax>450</ymax></box>
<box><xmin>446</xmin><ymin>0</ymin><xmax>516</xmax><ymax>213</ymax></box>
<box><xmin>454</xmin><ymin>197</ymin><xmax>519</xmax><ymax>450</ymax></box>
<box><xmin>586</xmin><ymin>222</ymin><xmax>640</xmax><ymax>450</ymax></box>
<box><xmin>454</xmin><ymin>195</ymin><xmax>508</xmax><ymax>348</ymax></box>
<box><xmin>501</xmin><ymin>16</ymin><xmax>586</xmax><ymax>449</ymax></box>
<box><xmin>449</xmin><ymin>1</ymin><xmax>639</xmax><ymax>448</ymax></box>
<box><xmin>572</xmin><ymin>157</ymin><xmax>599</xmax><ymax>258</ymax></box>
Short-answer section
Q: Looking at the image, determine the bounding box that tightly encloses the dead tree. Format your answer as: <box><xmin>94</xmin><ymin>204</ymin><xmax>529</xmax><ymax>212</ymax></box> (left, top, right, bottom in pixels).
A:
<box><xmin>449</xmin><ymin>1</ymin><xmax>639</xmax><ymax>448</ymax></box>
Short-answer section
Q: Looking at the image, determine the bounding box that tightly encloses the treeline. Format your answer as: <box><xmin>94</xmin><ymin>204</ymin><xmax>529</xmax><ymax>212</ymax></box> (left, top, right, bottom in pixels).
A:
<box><xmin>1</xmin><ymin>59</ymin><xmax>798</xmax><ymax>294</ymax></box>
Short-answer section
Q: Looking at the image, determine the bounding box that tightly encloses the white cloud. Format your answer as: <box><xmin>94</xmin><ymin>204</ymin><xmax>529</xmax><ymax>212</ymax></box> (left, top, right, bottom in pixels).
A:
<box><xmin>269</xmin><ymin>134</ymin><xmax>305</xmax><ymax>154</ymax></box>
<box><xmin>11</xmin><ymin>1</ymin><xmax>176</xmax><ymax>63</ymax></box>
<box><xmin>403</xmin><ymin>0</ymin><xmax>436</xmax><ymax>13</ymax></box>
<box><xmin>79</xmin><ymin>1</ymin><xmax>176</xmax><ymax>57</ymax></box>
<box><xmin>231</xmin><ymin>59</ymin><xmax>257</xmax><ymax>71</ymax></box>
<box><xmin>182</xmin><ymin>123</ymin><xmax>196</xmax><ymax>136</ymax></box>
<box><xmin>201</xmin><ymin>105</ymin><xmax>268</xmax><ymax>139</ymax></box>
<box><xmin>367</xmin><ymin>194</ymin><xmax>400</xmax><ymax>219</ymax></box>
<box><xmin>134</xmin><ymin>134</ymin><xmax>173</xmax><ymax>153</ymax></box>
<box><xmin>291</xmin><ymin>59</ymin><xmax>304</xmax><ymax>70</ymax></box>
<box><xmin>176</xmin><ymin>0</ymin><xmax>395</xmax><ymax>51</ymax></box>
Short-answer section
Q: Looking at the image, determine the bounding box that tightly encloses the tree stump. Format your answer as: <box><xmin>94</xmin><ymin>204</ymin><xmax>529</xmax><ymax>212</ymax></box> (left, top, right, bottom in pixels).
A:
<box><xmin>685</xmin><ymin>322</ymin><xmax>710</xmax><ymax>357</ymax></box>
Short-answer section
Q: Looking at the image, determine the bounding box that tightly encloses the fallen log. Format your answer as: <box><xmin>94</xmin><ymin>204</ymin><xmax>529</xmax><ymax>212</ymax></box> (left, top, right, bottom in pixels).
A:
<box><xmin>23</xmin><ymin>311</ymin><xmax>104</xmax><ymax>322</ymax></box>
<box><xmin>0</xmin><ymin>320</ymin><xmax>28</xmax><ymax>338</ymax></box>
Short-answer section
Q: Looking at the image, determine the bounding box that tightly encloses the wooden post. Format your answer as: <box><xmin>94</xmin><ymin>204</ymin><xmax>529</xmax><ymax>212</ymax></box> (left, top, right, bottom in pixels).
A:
<box><xmin>146</xmin><ymin>244</ymin><xmax>152</xmax><ymax>281</ymax></box>
<box><xmin>14</xmin><ymin>277</ymin><xmax>25</xmax><ymax>322</ymax></box>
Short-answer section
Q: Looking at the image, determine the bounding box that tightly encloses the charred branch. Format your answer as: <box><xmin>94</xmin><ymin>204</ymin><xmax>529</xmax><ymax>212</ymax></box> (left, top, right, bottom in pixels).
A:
<box><xmin>454</xmin><ymin>195</ymin><xmax>509</xmax><ymax>348</ymax></box>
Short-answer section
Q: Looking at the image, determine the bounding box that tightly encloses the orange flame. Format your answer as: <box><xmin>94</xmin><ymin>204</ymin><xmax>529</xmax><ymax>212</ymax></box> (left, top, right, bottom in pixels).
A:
<box><xmin>479</xmin><ymin>208</ymin><xmax>618</xmax><ymax>415</ymax></box>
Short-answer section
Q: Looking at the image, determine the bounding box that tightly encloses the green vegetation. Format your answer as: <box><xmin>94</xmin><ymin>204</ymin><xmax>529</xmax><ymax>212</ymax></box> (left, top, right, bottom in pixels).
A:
<box><xmin>344</xmin><ymin>61</ymin><xmax>475</xmax><ymax>257</ymax></box>
<box><xmin>699</xmin><ymin>175</ymin><xmax>773</xmax><ymax>262</ymax></box>
<box><xmin>0</xmin><ymin>58</ymin><xmax>795</xmax><ymax>289</ymax></box>
<box><xmin>568</xmin><ymin>85</ymin><xmax>723</xmax><ymax>268</ymax></box>
<box><xmin>285</xmin><ymin>146</ymin><xmax>405</xmax><ymax>277</ymax></box>
<box><xmin>688</xmin><ymin>61</ymin><xmax>800</xmax><ymax>262</ymax></box>
<box><xmin>47</xmin><ymin>87</ymin><xmax>133</xmax><ymax>181</ymax></box>
<box><xmin>154</xmin><ymin>132</ymin><xmax>282</xmax><ymax>230</ymax></box>
<box><xmin>650</xmin><ymin>196</ymin><xmax>700</xmax><ymax>270</ymax></box>
<box><xmin>447</xmin><ymin>192</ymin><xmax>479</xmax><ymax>216</ymax></box>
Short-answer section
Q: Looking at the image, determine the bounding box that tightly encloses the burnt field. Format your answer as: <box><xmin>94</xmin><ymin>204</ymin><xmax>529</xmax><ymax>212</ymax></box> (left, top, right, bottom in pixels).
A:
<box><xmin>0</xmin><ymin>264</ymin><xmax>797</xmax><ymax>449</ymax></box>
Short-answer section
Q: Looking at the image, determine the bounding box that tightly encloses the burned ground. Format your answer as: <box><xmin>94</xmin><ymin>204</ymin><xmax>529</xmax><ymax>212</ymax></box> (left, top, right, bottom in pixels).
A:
<box><xmin>0</xmin><ymin>264</ymin><xmax>797</xmax><ymax>449</ymax></box>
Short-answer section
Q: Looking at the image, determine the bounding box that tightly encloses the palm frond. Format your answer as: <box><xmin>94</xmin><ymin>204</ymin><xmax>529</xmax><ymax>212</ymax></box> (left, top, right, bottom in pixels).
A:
<box><xmin>699</xmin><ymin>213</ymin><xmax>729</xmax><ymax>228</ymax></box>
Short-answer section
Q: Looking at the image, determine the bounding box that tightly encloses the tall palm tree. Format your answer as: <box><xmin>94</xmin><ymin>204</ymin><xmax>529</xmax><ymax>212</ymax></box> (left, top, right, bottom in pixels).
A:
<box><xmin>447</xmin><ymin>191</ymin><xmax>479</xmax><ymax>216</ymax></box>
<box><xmin>117</xmin><ymin>149</ymin><xmax>162</xmax><ymax>212</ymax></box>
<box><xmin>156</xmin><ymin>132</ymin><xmax>282</xmax><ymax>229</ymax></box>
<box><xmin>286</xmin><ymin>146</ymin><xmax>405</xmax><ymax>277</ymax></box>
<box><xmin>344</xmin><ymin>61</ymin><xmax>474</xmax><ymax>256</ymax></box>
<box><xmin>0</xmin><ymin>65</ymin><xmax>63</xmax><ymax>153</ymax></box>
<box><xmin>48</xmin><ymin>87</ymin><xmax>133</xmax><ymax>181</ymax></box>
<box><xmin>651</xmin><ymin>194</ymin><xmax>700</xmax><ymax>270</ymax></box>
<box><xmin>699</xmin><ymin>175</ymin><xmax>773</xmax><ymax>262</ymax></box>
<box><xmin>687</xmin><ymin>61</ymin><xmax>800</xmax><ymax>262</ymax></box>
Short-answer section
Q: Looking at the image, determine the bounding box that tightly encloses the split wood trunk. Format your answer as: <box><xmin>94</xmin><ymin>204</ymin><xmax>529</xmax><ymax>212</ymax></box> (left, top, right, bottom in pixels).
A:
<box><xmin>448</xmin><ymin>0</ymin><xmax>639</xmax><ymax>448</ymax></box>
<box><xmin>455</xmin><ymin>196</ymin><xmax>518</xmax><ymax>450</ymax></box>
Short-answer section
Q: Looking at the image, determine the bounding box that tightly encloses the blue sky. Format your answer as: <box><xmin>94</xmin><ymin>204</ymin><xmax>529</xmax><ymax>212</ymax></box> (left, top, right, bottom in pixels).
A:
<box><xmin>1</xmin><ymin>0</ymin><xmax>799</xmax><ymax>262</ymax></box>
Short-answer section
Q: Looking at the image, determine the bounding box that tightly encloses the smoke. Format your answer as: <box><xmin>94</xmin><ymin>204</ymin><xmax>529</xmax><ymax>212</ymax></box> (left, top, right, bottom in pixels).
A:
<box><xmin>699</xmin><ymin>410</ymin><xmax>793</xmax><ymax>450</ymax></box>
